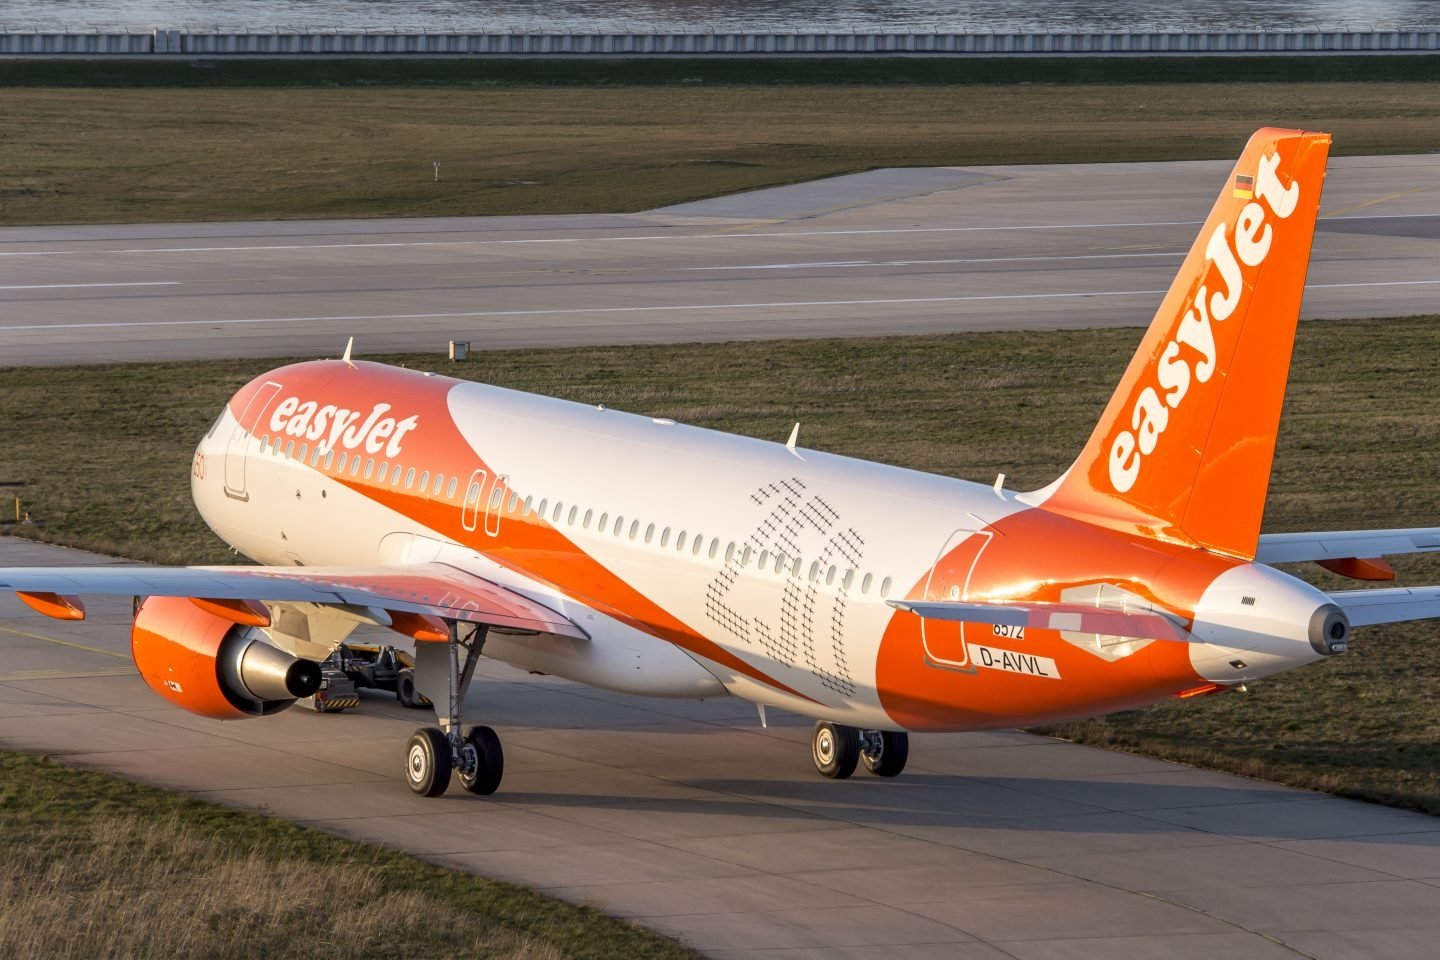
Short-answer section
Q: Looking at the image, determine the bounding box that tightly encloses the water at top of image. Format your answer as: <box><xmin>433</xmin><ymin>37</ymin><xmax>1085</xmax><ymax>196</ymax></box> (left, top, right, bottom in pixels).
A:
<box><xmin>5</xmin><ymin>0</ymin><xmax>1437</xmax><ymax>33</ymax></box>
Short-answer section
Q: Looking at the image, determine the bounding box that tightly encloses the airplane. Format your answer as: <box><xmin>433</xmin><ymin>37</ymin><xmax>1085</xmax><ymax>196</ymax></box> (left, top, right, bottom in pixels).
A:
<box><xmin>6</xmin><ymin>126</ymin><xmax>1440</xmax><ymax>798</ymax></box>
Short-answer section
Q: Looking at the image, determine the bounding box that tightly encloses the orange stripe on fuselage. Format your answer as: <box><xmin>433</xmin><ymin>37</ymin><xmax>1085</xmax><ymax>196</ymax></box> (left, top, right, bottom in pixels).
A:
<box><xmin>876</xmin><ymin>506</ymin><xmax>1235</xmax><ymax>732</ymax></box>
<box><xmin>229</xmin><ymin>361</ymin><xmax>811</xmax><ymax>701</ymax></box>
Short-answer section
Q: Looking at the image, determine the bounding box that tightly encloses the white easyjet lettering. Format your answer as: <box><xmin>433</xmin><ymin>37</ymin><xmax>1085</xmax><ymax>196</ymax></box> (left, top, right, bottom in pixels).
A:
<box><xmin>269</xmin><ymin>398</ymin><xmax>420</xmax><ymax>458</ymax></box>
<box><xmin>1107</xmin><ymin>149</ymin><xmax>1299</xmax><ymax>494</ymax></box>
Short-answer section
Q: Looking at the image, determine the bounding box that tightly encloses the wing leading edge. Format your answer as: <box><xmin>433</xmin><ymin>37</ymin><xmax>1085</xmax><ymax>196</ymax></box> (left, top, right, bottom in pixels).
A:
<box><xmin>0</xmin><ymin>563</ymin><xmax>586</xmax><ymax>640</ymax></box>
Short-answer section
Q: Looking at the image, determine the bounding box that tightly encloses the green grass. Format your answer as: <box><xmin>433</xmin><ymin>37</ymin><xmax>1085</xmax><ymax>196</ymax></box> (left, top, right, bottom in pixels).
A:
<box><xmin>0</xmin><ymin>751</ymin><xmax>702</xmax><ymax>960</ymax></box>
<box><xmin>2</xmin><ymin>81</ymin><xmax>1438</xmax><ymax>224</ymax></box>
<box><xmin>3</xmin><ymin>317</ymin><xmax>1440</xmax><ymax>812</ymax></box>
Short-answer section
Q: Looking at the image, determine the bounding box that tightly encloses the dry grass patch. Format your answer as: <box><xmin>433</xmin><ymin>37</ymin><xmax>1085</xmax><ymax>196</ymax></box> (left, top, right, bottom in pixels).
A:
<box><xmin>0</xmin><ymin>752</ymin><xmax>699</xmax><ymax>960</ymax></box>
<box><xmin>1</xmin><ymin>82</ymin><xmax>1438</xmax><ymax>224</ymax></box>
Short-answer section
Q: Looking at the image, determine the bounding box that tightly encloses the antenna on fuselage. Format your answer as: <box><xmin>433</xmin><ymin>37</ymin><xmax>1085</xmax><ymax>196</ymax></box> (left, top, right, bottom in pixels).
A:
<box><xmin>785</xmin><ymin>422</ymin><xmax>800</xmax><ymax>454</ymax></box>
<box><xmin>341</xmin><ymin>336</ymin><xmax>355</xmax><ymax>368</ymax></box>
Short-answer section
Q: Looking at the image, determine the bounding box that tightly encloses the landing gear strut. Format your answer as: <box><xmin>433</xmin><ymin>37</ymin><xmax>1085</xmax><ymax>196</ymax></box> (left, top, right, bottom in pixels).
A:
<box><xmin>810</xmin><ymin>722</ymin><xmax>909</xmax><ymax>779</ymax></box>
<box><xmin>404</xmin><ymin>621</ymin><xmax>504</xmax><ymax>797</ymax></box>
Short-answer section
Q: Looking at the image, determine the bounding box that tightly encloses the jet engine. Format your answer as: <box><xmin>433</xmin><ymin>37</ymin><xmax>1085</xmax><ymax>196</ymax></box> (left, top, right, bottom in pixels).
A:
<box><xmin>131</xmin><ymin>595</ymin><xmax>322</xmax><ymax>720</ymax></box>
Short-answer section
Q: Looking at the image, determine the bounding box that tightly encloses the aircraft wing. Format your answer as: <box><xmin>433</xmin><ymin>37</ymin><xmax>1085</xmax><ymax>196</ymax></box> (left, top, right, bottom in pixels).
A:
<box><xmin>887</xmin><ymin>599</ymin><xmax>1193</xmax><ymax>643</ymax></box>
<box><xmin>0</xmin><ymin>562</ymin><xmax>586</xmax><ymax>640</ymax></box>
<box><xmin>1256</xmin><ymin>528</ymin><xmax>1440</xmax><ymax>565</ymax></box>
<box><xmin>1328</xmin><ymin>586</ymin><xmax>1440</xmax><ymax>627</ymax></box>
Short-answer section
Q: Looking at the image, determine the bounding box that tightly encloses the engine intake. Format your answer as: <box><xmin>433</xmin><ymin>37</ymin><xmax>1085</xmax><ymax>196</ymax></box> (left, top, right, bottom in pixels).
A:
<box><xmin>132</xmin><ymin>595</ymin><xmax>322</xmax><ymax>720</ymax></box>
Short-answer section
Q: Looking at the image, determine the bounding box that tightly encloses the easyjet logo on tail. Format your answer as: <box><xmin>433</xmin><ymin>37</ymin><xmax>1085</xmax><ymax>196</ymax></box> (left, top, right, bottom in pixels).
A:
<box><xmin>1107</xmin><ymin>152</ymin><xmax>1300</xmax><ymax>495</ymax></box>
<box><xmin>268</xmin><ymin>398</ymin><xmax>419</xmax><ymax>457</ymax></box>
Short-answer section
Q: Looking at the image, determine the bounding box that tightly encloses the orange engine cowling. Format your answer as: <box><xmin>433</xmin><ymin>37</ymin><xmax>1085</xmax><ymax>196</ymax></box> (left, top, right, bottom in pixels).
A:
<box><xmin>131</xmin><ymin>596</ymin><xmax>323</xmax><ymax>720</ymax></box>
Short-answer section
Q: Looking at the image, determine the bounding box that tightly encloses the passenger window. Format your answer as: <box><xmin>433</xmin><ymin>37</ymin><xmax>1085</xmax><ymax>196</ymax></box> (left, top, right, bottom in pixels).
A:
<box><xmin>324</xmin><ymin>449</ymin><xmax>335</xmax><ymax>470</ymax></box>
<box><xmin>599</xmin><ymin>512</ymin><xmax>609</xmax><ymax>531</ymax></box>
<box><xmin>775</xmin><ymin>552</ymin><xmax>787</xmax><ymax>573</ymax></box>
<box><xmin>364</xmin><ymin>458</ymin><xmax>374</xmax><ymax>479</ymax></box>
<box><xmin>418</xmin><ymin>470</ymin><xmax>429</xmax><ymax>492</ymax></box>
<box><xmin>614</xmin><ymin>515</ymin><xmax>625</xmax><ymax>536</ymax></box>
<box><xmin>448</xmin><ymin>477</ymin><xmax>458</xmax><ymax>499</ymax></box>
<box><xmin>740</xmin><ymin>545</ymin><xmax>752</xmax><ymax>565</ymax></box>
<box><xmin>660</xmin><ymin>527</ymin><xmax>671</xmax><ymax>548</ymax></box>
<box><xmin>567</xmin><ymin>505</ymin><xmax>577</xmax><ymax>525</ymax></box>
<box><xmin>537</xmin><ymin>498</ymin><xmax>548</xmax><ymax>517</ymax></box>
<box><xmin>694</xmin><ymin>536</ymin><xmax>704</xmax><ymax>556</ymax></box>
<box><xmin>842</xmin><ymin>569</ymin><xmax>855</xmax><ymax>590</ymax></box>
<box><xmin>709</xmin><ymin>538</ymin><xmax>719</xmax><ymax>559</ymax></box>
<box><xmin>507</xmin><ymin>492</ymin><xmax>519</xmax><ymax>514</ymax></box>
<box><xmin>298</xmin><ymin>443</ymin><xmax>309</xmax><ymax>464</ymax></box>
<box><xmin>861</xmin><ymin>573</ymin><xmax>873</xmax><ymax>594</ymax></box>
<box><xmin>629</xmin><ymin>519</ymin><xmax>639</xmax><ymax>539</ymax></box>
<box><xmin>809</xmin><ymin>561</ymin><xmax>821</xmax><ymax>582</ymax></box>
<box><xmin>583</xmin><ymin>509</ymin><xmax>593</xmax><ymax>529</ymax></box>
<box><xmin>826</xmin><ymin>566</ymin><xmax>837</xmax><ymax>586</ymax></box>
<box><xmin>677</xmin><ymin>531</ymin><xmax>688</xmax><ymax>552</ymax></box>
<box><xmin>523</xmin><ymin>495</ymin><xmax>533</xmax><ymax>515</ymax></box>
<box><xmin>336</xmin><ymin>453</ymin><xmax>347</xmax><ymax>473</ymax></box>
<box><xmin>434</xmin><ymin>474</ymin><xmax>444</xmax><ymax>496</ymax></box>
<box><xmin>260</xmin><ymin>434</ymin><xmax>269</xmax><ymax>451</ymax></box>
<box><xmin>391</xmin><ymin>464</ymin><xmax>403</xmax><ymax>484</ymax></box>
<box><xmin>489</xmin><ymin>486</ymin><xmax>503</xmax><ymax>509</ymax></box>
<box><xmin>758</xmin><ymin>549</ymin><xmax>769</xmax><ymax>569</ymax></box>
<box><xmin>881</xmin><ymin>576</ymin><xmax>893</xmax><ymax>598</ymax></box>
<box><xmin>311</xmin><ymin>446</ymin><xmax>323</xmax><ymax>467</ymax></box>
<box><xmin>725</xmin><ymin>542</ymin><xmax>735</xmax><ymax>563</ymax></box>
<box><xmin>467</xmin><ymin>480</ymin><xmax>481</xmax><ymax>503</ymax></box>
<box><xmin>285</xmin><ymin>440</ymin><xmax>295</xmax><ymax>458</ymax></box>
<box><xmin>350</xmin><ymin>457</ymin><xmax>361</xmax><ymax>478</ymax></box>
<box><xmin>645</xmin><ymin>523</ymin><xmax>655</xmax><ymax>544</ymax></box>
<box><xmin>404</xmin><ymin>468</ymin><xmax>416</xmax><ymax>489</ymax></box>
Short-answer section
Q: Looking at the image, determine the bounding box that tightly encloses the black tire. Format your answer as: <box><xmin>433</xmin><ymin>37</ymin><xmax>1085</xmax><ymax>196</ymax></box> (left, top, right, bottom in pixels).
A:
<box><xmin>862</xmin><ymin>731</ymin><xmax>910</xmax><ymax>778</ymax></box>
<box><xmin>405</xmin><ymin>727</ymin><xmax>451</xmax><ymax>797</ymax></box>
<box><xmin>397</xmin><ymin>669</ymin><xmax>423</xmax><ymax>709</ymax></box>
<box><xmin>456</xmin><ymin>725</ymin><xmax>505</xmax><ymax>796</ymax></box>
<box><xmin>811</xmin><ymin>721</ymin><xmax>860</xmax><ymax>779</ymax></box>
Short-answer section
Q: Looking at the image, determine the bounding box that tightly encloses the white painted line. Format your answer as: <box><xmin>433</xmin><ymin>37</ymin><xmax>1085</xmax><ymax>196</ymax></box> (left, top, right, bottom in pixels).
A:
<box><xmin>0</xmin><ymin>211</ymin><xmax>1432</xmax><ymax>259</ymax></box>
<box><xmin>0</xmin><ymin>281</ymin><xmax>182</xmax><ymax>291</ymax></box>
<box><xmin>3</xmin><ymin>279</ymin><xmax>1437</xmax><ymax>334</ymax></box>
<box><xmin>680</xmin><ymin>252</ymin><xmax>1186</xmax><ymax>272</ymax></box>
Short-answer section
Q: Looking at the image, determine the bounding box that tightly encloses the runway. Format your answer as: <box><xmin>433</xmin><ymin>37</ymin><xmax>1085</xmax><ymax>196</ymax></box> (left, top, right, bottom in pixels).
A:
<box><xmin>1</xmin><ymin>154</ymin><xmax>1438</xmax><ymax>366</ymax></box>
<box><xmin>4</xmin><ymin>536</ymin><xmax>1440</xmax><ymax>960</ymax></box>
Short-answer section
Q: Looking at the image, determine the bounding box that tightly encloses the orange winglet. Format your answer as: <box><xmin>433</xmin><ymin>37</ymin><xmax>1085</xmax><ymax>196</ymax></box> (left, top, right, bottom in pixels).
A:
<box><xmin>386</xmin><ymin>610</ymin><xmax>450</xmax><ymax>643</ymax></box>
<box><xmin>190</xmin><ymin>596</ymin><xmax>272</xmax><ymax>627</ymax></box>
<box><xmin>1317</xmin><ymin>556</ymin><xmax>1396</xmax><ymax>581</ymax></box>
<box><xmin>17</xmin><ymin>591</ymin><xmax>86</xmax><ymax>621</ymax></box>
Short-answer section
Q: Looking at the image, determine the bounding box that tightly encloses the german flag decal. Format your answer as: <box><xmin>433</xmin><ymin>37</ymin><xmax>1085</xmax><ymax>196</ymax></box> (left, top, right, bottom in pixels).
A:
<box><xmin>1233</xmin><ymin>173</ymin><xmax>1255</xmax><ymax>199</ymax></box>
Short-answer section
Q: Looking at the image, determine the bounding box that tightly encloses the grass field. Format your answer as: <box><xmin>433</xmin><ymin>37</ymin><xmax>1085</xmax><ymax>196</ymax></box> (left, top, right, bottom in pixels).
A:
<box><xmin>2</xmin><ymin>317</ymin><xmax>1439</xmax><ymax>812</ymax></box>
<box><xmin>0</xmin><ymin>751</ymin><xmax>701</xmax><ymax>960</ymax></box>
<box><xmin>2</xmin><ymin>80</ymin><xmax>1438</xmax><ymax>224</ymax></box>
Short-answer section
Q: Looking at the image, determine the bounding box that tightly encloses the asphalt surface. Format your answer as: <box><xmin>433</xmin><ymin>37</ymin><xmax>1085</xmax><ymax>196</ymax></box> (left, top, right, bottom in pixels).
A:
<box><xmin>4</xmin><ymin>535</ymin><xmax>1440</xmax><ymax>960</ymax></box>
<box><xmin>1</xmin><ymin>154</ymin><xmax>1437</xmax><ymax>366</ymax></box>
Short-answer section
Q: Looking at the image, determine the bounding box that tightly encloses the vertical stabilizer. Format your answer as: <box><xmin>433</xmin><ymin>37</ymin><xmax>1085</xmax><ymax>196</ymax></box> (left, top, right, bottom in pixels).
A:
<box><xmin>1041</xmin><ymin>128</ymin><xmax>1332</xmax><ymax>559</ymax></box>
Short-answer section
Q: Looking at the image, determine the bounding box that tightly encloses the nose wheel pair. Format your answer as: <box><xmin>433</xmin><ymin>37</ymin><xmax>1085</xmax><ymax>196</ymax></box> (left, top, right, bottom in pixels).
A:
<box><xmin>811</xmin><ymin>721</ymin><xmax>909</xmax><ymax>779</ymax></box>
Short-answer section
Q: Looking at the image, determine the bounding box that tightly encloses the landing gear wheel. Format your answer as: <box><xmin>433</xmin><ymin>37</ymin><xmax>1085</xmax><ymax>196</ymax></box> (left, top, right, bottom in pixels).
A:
<box><xmin>397</xmin><ymin>669</ymin><xmax>425</xmax><ymax>709</ymax></box>
<box><xmin>456</xmin><ymin>725</ymin><xmax>505</xmax><ymax>796</ymax></box>
<box><xmin>405</xmin><ymin>727</ymin><xmax>451</xmax><ymax>797</ymax></box>
<box><xmin>861</xmin><ymin>731</ymin><xmax>910</xmax><ymax>778</ymax></box>
<box><xmin>811</xmin><ymin>721</ymin><xmax>860</xmax><ymax>779</ymax></box>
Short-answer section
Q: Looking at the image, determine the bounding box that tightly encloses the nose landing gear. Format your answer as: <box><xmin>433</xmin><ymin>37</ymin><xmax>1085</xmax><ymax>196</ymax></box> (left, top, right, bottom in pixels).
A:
<box><xmin>810</xmin><ymin>721</ymin><xmax>909</xmax><ymax>779</ymax></box>
<box><xmin>403</xmin><ymin>620</ymin><xmax>505</xmax><ymax>797</ymax></box>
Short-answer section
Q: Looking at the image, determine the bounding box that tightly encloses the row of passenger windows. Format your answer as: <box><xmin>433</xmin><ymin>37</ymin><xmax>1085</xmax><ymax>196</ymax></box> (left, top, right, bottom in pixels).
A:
<box><xmin>490</xmin><ymin>489</ymin><xmax>896</xmax><ymax>599</ymax></box>
<box><xmin>257</xmin><ymin>434</ymin><xmax>461</xmax><ymax>500</ymax></box>
<box><xmin>255</xmin><ymin>433</ymin><xmax>895</xmax><ymax>599</ymax></box>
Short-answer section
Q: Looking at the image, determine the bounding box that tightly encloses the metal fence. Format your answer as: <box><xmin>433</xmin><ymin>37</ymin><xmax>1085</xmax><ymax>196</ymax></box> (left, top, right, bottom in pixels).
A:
<box><xmin>1</xmin><ymin>28</ymin><xmax>1438</xmax><ymax>56</ymax></box>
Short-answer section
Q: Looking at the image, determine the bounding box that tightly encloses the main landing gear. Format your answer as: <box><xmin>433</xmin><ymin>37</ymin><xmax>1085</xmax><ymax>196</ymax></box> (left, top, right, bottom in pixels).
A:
<box><xmin>403</xmin><ymin>621</ymin><xmax>505</xmax><ymax>798</ymax></box>
<box><xmin>810</xmin><ymin>721</ymin><xmax>909</xmax><ymax>779</ymax></box>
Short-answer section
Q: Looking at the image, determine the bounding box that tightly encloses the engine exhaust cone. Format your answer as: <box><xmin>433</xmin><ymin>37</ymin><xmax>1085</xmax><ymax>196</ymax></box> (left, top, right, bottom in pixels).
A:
<box><xmin>284</xmin><ymin>658</ymin><xmax>323</xmax><ymax>698</ymax></box>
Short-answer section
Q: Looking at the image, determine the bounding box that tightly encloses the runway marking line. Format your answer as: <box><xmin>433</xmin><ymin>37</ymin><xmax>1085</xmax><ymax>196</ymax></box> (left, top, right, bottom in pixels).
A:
<box><xmin>1323</xmin><ymin>187</ymin><xmax>1433</xmax><ymax>220</ymax></box>
<box><xmin>2</xmin><ymin>280</ymin><xmax>1439</xmax><ymax>334</ymax></box>
<box><xmin>0</xmin><ymin>623</ymin><xmax>130</xmax><ymax>660</ymax></box>
<box><xmin>0</xmin><ymin>282</ymin><xmax>181</xmax><ymax>291</ymax></box>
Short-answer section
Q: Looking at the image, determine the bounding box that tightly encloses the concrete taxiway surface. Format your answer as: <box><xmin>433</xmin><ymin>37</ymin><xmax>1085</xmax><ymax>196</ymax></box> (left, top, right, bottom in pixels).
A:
<box><xmin>4</xmin><ymin>535</ymin><xmax>1440</xmax><ymax>960</ymax></box>
<box><xmin>1</xmin><ymin>154</ymin><xmax>1438</xmax><ymax>366</ymax></box>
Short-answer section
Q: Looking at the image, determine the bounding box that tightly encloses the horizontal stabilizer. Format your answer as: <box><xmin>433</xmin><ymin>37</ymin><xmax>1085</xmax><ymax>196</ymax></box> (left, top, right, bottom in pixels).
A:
<box><xmin>1257</xmin><ymin>528</ymin><xmax>1440</xmax><ymax>565</ymax></box>
<box><xmin>887</xmin><ymin>598</ymin><xmax>1194</xmax><ymax>643</ymax></box>
<box><xmin>1329</xmin><ymin>586</ymin><xmax>1440</xmax><ymax>627</ymax></box>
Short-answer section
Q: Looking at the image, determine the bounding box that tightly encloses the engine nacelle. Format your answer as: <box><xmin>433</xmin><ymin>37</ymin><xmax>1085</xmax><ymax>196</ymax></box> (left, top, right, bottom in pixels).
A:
<box><xmin>131</xmin><ymin>596</ymin><xmax>322</xmax><ymax>720</ymax></box>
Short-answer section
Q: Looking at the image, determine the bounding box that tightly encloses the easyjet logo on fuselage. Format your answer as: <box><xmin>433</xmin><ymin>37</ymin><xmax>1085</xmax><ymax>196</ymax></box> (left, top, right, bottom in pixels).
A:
<box><xmin>268</xmin><ymin>397</ymin><xmax>419</xmax><ymax>457</ymax></box>
<box><xmin>1107</xmin><ymin>151</ymin><xmax>1300</xmax><ymax>494</ymax></box>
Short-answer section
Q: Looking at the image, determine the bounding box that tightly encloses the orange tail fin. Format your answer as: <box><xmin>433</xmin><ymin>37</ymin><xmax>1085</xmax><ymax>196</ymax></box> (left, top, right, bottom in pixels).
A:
<box><xmin>1040</xmin><ymin>128</ymin><xmax>1332</xmax><ymax>560</ymax></box>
